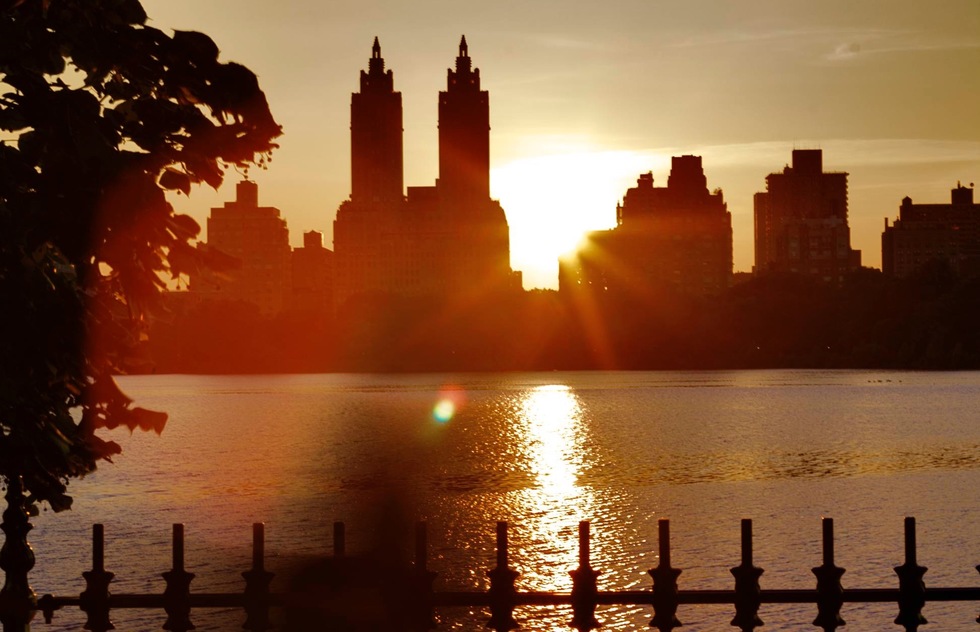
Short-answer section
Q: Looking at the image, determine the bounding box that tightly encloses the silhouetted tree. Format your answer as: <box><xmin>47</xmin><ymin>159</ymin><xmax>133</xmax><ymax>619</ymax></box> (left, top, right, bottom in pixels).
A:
<box><xmin>0</xmin><ymin>0</ymin><xmax>280</xmax><ymax>519</ymax></box>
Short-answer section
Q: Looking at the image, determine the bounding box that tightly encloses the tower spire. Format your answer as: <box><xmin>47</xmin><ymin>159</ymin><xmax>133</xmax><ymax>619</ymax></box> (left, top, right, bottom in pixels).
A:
<box><xmin>454</xmin><ymin>34</ymin><xmax>472</xmax><ymax>74</ymax></box>
<box><xmin>368</xmin><ymin>36</ymin><xmax>385</xmax><ymax>75</ymax></box>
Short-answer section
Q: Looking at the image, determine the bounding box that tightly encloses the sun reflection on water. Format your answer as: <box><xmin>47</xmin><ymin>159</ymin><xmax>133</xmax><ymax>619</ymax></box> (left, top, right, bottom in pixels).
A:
<box><xmin>510</xmin><ymin>384</ymin><xmax>598</xmax><ymax>592</ymax></box>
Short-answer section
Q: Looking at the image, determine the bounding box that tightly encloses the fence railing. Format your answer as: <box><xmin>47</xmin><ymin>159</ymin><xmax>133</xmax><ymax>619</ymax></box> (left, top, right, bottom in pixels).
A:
<box><xmin>10</xmin><ymin>516</ymin><xmax>980</xmax><ymax>631</ymax></box>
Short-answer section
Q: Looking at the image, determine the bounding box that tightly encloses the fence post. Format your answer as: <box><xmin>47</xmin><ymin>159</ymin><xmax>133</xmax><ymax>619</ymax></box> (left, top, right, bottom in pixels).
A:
<box><xmin>730</xmin><ymin>518</ymin><xmax>763</xmax><ymax>631</ymax></box>
<box><xmin>975</xmin><ymin>564</ymin><xmax>980</xmax><ymax>624</ymax></box>
<box><xmin>408</xmin><ymin>521</ymin><xmax>436</xmax><ymax>631</ymax></box>
<box><xmin>570</xmin><ymin>521</ymin><xmax>600</xmax><ymax>631</ymax></box>
<box><xmin>486</xmin><ymin>521</ymin><xmax>518</xmax><ymax>632</ymax></box>
<box><xmin>0</xmin><ymin>477</ymin><xmax>36</xmax><ymax>632</ymax></box>
<box><xmin>649</xmin><ymin>518</ymin><xmax>681</xmax><ymax>631</ymax></box>
<box><xmin>812</xmin><ymin>517</ymin><xmax>845</xmax><ymax>632</ymax></box>
<box><xmin>894</xmin><ymin>517</ymin><xmax>927</xmax><ymax>631</ymax></box>
<box><xmin>162</xmin><ymin>524</ymin><xmax>194</xmax><ymax>632</ymax></box>
<box><xmin>79</xmin><ymin>524</ymin><xmax>114</xmax><ymax>632</ymax></box>
<box><xmin>242</xmin><ymin>523</ymin><xmax>273</xmax><ymax>632</ymax></box>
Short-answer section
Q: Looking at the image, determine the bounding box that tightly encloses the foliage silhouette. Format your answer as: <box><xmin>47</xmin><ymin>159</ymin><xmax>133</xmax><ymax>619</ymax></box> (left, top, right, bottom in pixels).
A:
<box><xmin>0</xmin><ymin>0</ymin><xmax>281</xmax><ymax>511</ymax></box>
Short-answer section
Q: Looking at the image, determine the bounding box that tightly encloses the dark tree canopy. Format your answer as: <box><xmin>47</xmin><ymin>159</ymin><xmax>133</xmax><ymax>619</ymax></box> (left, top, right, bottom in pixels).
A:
<box><xmin>0</xmin><ymin>0</ymin><xmax>281</xmax><ymax>510</ymax></box>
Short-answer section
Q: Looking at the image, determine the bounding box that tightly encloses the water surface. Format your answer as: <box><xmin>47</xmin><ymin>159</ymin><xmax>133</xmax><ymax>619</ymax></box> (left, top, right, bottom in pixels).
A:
<box><xmin>30</xmin><ymin>370</ymin><xmax>980</xmax><ymax>630</ymax></box>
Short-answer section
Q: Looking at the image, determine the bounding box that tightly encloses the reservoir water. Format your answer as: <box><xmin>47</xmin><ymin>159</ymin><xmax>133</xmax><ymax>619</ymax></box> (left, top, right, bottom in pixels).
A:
<box><xmin>27</xmin><ymin>370</ymin><xmax>980</xmax><ymax>630</ymax></box>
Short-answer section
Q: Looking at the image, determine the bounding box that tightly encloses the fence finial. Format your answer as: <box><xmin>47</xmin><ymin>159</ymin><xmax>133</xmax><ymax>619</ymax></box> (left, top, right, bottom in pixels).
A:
<box><xmin>162</xmin><ymin>524</ymin><xmax>195</xmax><ymax>632</ymax></box>
<box><xmin>649</xmin><ymin>518</ymin><xmax>682</xmax><ymax>631</ymax></box>
<box><xmin>242</xmin><ymin>523</ymin><xmax>274</xmax><ymax>631</ymax></box>
<box><xmin>487</xmin><ymin>521</ymin><xmax>519</xmax><ymax>632</ymax></box>
<box><xmin>730</xmin><ymin>518</ymin><xmax>763</xmax><ymax>631</ymax></box>
<box><xmin>812</xmin><ymin>517</ymin><xmax>845</xmax><ymax>632</ymax></box>
<box><xmin>570</xmin><ymin>521</ymin><xmax>600</xmax><ymax>631</ymax></box>
<box><xmin>894</xmin><ymin>517</ymin><xmax>927</xmax><ymax>631</ymax></box>
<box><xmin>80</xmin><ymin>524</ymin><xmax>114</xmax><ymax>632</ymax></box>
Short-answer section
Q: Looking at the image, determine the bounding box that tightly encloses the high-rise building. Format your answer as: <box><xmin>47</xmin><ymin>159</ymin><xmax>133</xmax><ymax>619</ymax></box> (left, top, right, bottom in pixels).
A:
<box><xmin>351</xmin><ymin>37</ymin><xmax>403</xmax><ymax>204</ymax></box>
<box><xmin>333</xmin><ymin>37</ymin><xmax>518</xmax><ymax>307</ymax></box>
<box><xmin>333</xmin><ymin>39</ymin><xmax>405</xmax><ymax>303</ymax></box>
<box><xmin>753</xmin><ymin>149</ymin><xmax>861</xmax><ymax>282</ymax></box>
<box><xmin>439</xmin><ymin>35</ymin><xmax>490</xmax><ymax>204</ymax></box>
<box><xmin>560</xmin><ymin>156</ymin><xmax>732</xmax><ymax>296</ymax></box>
<box><xmin>192</xmin><ymin>180</ymin><xmax>292</xmax><ymax>314</ymax></box>
<box><xmin>882</xmin><ymin>183</ymin><xmax>980</xmax><ymax>278</ymax></box>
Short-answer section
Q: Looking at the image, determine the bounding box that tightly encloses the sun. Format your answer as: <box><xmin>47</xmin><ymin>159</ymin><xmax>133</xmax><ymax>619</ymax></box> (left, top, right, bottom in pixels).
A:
<box><xmin>492</xmin><ymin>149</ymin><xmax>662</xmax><ymax>289</ymax></box>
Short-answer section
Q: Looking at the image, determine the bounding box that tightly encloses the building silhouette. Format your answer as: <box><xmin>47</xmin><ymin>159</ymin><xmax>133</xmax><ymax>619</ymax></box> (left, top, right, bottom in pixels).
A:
<box><xmin>753</xmin><ymin>149</ymin><xmax>861</xmax><ymax>282</ymax></box>
<box><xmin>882</xmin><ymin>183</ymin><xmax>980</xmax><ymax>278</ymax></box>
<box><xmin>559</xmin><ymin>156</ymin><xmax>733</xmax><ymax>296</ymax></box>
<box><xmin>188</xmin><ymin>181</ymin><xmax>336</xmax><ymax>316</ymax></box>
<box><xmin>439</xmin><ymin>35</ymin><xmax>490</xmax><ymax>204</ymax></box>
<box><xmin>351</xmin><ymin>37</ymin><xmax>403</xmax><ymax>205</ymax></box>
<box><xmin>192</xmin><ymin>179</ymin><xmax>292</xmax><ymax>314</ymax></box>
<box><xmin>333</xmin><ymin>37</ymin><xmax>519</xmax><ymax>307</ymax></box>
<box><xmin>290</xmin><ymin>230</ymin><xmax>334</xmax><ymax>315</ymax></box>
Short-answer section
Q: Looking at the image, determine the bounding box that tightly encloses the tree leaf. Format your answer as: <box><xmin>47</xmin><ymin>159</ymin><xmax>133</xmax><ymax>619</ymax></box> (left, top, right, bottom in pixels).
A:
<box><xmin>168</xmin><ymin>213</ymin><xmax>200</xmax><ymax>240</ymax></box>
<box><xmin>172</xmin><ymin>30</ymin><xmax>219</xmax><ymax>69</ymax></box>
<box><xmin>127</xmin><ymin>407</ymin><xmax>168</xmax><ymax>434</ymax></box>
<box><xmin>159</xmin><ymin>167</ymin><xmax>191</xmax><ymax>196</ymax></box>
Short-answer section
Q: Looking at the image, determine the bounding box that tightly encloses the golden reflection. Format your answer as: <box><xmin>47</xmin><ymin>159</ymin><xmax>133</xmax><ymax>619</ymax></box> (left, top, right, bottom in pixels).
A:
<box><xmin>524</xmin><ymin>385</ymin><xmax>579</xmax><ymax>496</ymax></box>
<box><xmin>512</xmin><ymin>384</ymin><xmax>598</xmax><ymax>592</ymax></box>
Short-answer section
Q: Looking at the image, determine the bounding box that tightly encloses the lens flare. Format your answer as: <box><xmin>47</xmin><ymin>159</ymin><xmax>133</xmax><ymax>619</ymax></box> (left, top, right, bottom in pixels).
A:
<box><xmin>432</xmin><ymin>385</ymin><xmax>466</xmax><ymax>424</ymax></box>
<box><xmin>433</xmin><ymin>399</ymin><xmax>455</xmax><ymax>423</ymax></box>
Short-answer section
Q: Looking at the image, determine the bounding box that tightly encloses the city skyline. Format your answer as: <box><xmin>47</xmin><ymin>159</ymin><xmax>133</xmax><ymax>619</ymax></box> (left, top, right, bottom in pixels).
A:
<box><xmin>143</xmin><ymin>0</ymin><xmax>980</xmax><ymax>289</ymax></box>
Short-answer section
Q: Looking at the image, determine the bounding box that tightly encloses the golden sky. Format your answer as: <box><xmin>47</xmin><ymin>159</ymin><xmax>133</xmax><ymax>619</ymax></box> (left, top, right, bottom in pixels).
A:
<box><xmin>144</xmin><ymin>0</ymin><xmax>980</xmax><ymax>289</ymax></box>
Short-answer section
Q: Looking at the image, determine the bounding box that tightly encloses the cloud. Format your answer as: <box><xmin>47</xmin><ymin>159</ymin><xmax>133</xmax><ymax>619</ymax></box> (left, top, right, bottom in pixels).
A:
<box><xmin>667</xmin><ymin>27</ymin><xmax>900</xmax><ymax>50</ymax></box>
<box><xmin>827</xmin><ymin>42</ymin><xmax>861</xmax><ymax>61</ymax></box>
<box><xmin>824</xmin><ymin>38</ymin><xmax>980</xmax><ymax>63</ymax></box>
<box><xmin>665</xmin><ymin>25</ymin><xmax>980</xmax><ymax>65</ymax></box>
<box><xmin>868</xmin><ymin>40</ymin><xmax>980</xmax><ymax>55</ymax></box>
<box><xmin>650</xmin><ymin>139</ymin><xmax>980</xmax><ymax>169</ymax></box>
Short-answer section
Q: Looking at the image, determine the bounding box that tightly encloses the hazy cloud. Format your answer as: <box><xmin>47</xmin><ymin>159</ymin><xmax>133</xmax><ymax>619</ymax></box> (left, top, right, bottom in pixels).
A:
<box><xmin>665</xmin><ymin>25</ymin><xmax>979</xmax><ymax>65</ymax></box>
<box><xmin>825</xmin><ymin>38</ymin><xmax>980</xmax><ymax>62</ymax></box>
<box><xmin>869</xmin><ymin>40</ymin><xmax>980</xmax><ymax>55</ymax></box>
<box><xmin>659</xmin><ymin>139</ymin><xmax>980</xmax><ymax>168</ymax></box>
<box><xmin>827</xmin><ymin>42</ymin><xmax>861</xmax><ymax>61</ymax></box>
<box><xmin>667</xmin><ymin>27</ymin><xmax>901</xmax><ymax>49</ymax></box>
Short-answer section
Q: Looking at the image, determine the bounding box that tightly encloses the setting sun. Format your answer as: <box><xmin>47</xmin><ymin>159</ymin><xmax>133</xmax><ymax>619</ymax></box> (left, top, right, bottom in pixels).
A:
<box><xmin>492</xmin><ymin>148</ymin><xmax>668</xmax><ymax>289</ymax></box>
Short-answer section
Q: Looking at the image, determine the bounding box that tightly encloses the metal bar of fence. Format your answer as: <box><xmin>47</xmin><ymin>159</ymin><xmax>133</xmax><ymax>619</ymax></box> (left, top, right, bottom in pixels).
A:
<box><xmin>23</xmin><ymin>517</ymin><xmax>980</xmax><ymax>630</ymax></box>
<box><xmin>38</xmin><ymin>586</ymin><xmax>980</xmax><ymax>610</ymax></box>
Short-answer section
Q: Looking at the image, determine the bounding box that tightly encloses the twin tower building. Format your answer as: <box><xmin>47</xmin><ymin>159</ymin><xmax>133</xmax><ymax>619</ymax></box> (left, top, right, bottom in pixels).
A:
<box><xmin>333</xmin><ymin>37</ymin><xmax>521</xmax><ymax>306</ymax></box>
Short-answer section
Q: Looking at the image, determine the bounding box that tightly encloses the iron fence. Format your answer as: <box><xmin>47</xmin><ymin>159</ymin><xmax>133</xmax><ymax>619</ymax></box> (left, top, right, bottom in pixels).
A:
<box><xmin>6</xmin><ymin>516</ymin><xmax>980</xmax><ymax>631</ymax></box>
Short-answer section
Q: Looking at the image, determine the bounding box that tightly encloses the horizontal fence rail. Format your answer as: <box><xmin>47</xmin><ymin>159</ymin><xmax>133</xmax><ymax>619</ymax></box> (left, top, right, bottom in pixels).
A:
<box><xmin>17</xmin><ymin>517</ymin><xmax>980</xmax><ymax>631</ymax></box>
